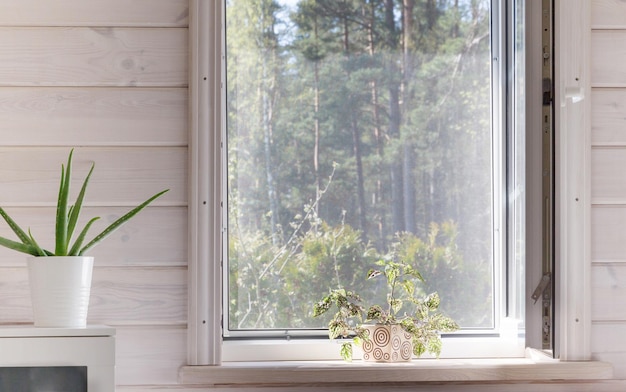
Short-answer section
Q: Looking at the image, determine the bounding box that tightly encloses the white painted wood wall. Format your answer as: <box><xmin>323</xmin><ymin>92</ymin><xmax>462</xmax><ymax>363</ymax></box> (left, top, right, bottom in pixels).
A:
<box><xmin>591</xmin><ymin>0</ymin><xmax>626</xmax><ymax>379</ymax></box>
<box><xmin>0</xmin><ymin>0</ymin><xmax>189</xmax><ymax>389</ymax></box>
<box><xmin>0</xmin><ymin>0</ymin><xmax>623</xmax><ymax>390</ymax></box>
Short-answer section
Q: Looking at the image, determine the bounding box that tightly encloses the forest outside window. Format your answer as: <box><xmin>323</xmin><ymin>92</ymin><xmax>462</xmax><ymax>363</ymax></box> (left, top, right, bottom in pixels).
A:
<box><xmin>222</xmin><ymin>0</ymin><xmax>525</xmax><ymax>358</ymax></box>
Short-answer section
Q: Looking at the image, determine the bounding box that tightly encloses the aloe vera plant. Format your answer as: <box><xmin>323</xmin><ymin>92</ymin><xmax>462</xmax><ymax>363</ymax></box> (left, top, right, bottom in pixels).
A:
<box><xmin>0</xmin><ymin>149</ymin><xmax>168</xmax><ymax>257</ymax></box>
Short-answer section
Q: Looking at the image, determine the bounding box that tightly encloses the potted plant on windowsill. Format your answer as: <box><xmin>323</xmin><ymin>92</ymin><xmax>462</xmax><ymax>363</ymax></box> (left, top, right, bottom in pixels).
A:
<box><xmin>313</xmin><ymin>255</ymin><xmax>459</xmax><ymax>362</ymax></box>
<box><xmin>0</xmin><ymin>149</ymin><xmax>168</xmax><ymax>328</ymax></box>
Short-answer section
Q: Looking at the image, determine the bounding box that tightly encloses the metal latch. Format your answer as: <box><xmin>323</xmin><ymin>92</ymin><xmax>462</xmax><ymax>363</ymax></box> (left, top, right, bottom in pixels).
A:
<box><xmin>531</xmin><ymin>273</ymin><xmax>551</xmax><ymax>304</ymax></box>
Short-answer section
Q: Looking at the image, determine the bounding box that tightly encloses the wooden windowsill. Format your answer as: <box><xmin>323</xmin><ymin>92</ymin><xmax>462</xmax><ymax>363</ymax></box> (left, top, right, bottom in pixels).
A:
<box><xmin>179</xmin><ymin>353</ymin><xmax>613</xmax><ymax>387</ymax></box>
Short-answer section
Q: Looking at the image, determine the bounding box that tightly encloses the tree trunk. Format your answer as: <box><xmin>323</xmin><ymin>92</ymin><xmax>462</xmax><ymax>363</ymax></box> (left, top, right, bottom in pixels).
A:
<box><xmin>260</xmin><ymin>9</ymin><xmax>280</xmax><ymax>245</ymax></box>
<box><xmin>313</xmin><ymin>15</ymin><xmax>322</xmax><ymax>218</ymax></box>
<box><xmin>402</xmin><ymin>0</ymin><xmax>416</xmax><ymax>234</ymax></box>
<box><xmin>386</xmin><ymin>0</ymin><xmax>405</xmax><ymax>234</ymax></box>
<box><xmin>339</xmin><ymin>11</ymin><xmax>368</xmax><ymax>236</ymax></box>
<box><xmin>368</xmin><ymin>0</ymin><xmax>386</xmax><ymax>248</ymax></box>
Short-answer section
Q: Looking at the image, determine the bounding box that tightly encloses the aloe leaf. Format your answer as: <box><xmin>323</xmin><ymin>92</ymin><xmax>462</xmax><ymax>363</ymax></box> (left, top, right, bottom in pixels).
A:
<box><xmin>55</xmin><ymin>150</ymin><xmax>73</xmax><ymax>255</ymax></box>
<box><xmin>0</xmin><ymin>235</ymin><xmax>39</xmax><ymax>256</ymax></box>
<box><xmin>68</xmin><ymin>216</ymin><xmax>100</xmax><ymax>256</ymax></box>
<box><xmin>67</xmin><ymin>162</ymin><xmax>95</xmax><ymax>250</ymax></box>
<box><xmin>0</xmin><ymin>207</ymin><xmax>33</xmax><ymax>246</ymax></box>
<box><xmin>79</xmin><ymin>189</ymin><xmax>169</xmax><ymax>255</ymax></box>
<box><xmin>27</xmin><ymin>229</ymin><xmax>47</xmax><ymax>257</ymax></box>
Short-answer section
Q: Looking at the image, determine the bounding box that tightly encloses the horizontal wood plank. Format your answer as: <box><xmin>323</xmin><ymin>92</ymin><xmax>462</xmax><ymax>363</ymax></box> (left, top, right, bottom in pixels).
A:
<box><xmin>591</xmin><ymin>352</ymin><xmax>626</xmax><ymax>380</ymax></box>
<box><xmin>592</xmin><ymin>322</ymin><xmax>626</xmax><ymax>354</ymax></box>
<box><xmin>592</xmin><ymin>0</ymin><xmax>626</xmax><ymax>29</ymax></box>
<box><xmin>0</xmin><ymin>267</ymin><xmax>187</xmax><ymax>325</ymax></box>
<box><xmin>0</xmin><ymin>147</ymin><xmax>186</xmax><ymax>206</ymax></box>
<box><xmin>592</xmin><ymin>89</ymin><xmax>626</xmax><ymax>146</ymax></box>
<box><xmin>0</xmin><ymin>87</ymin><xmax>187</xmax><ymax>146</ymax></box>
<box><xmin>591</xmin><ymin>147</ymin><xmax>626</xmax><ymax>203</ymax></box>
<box><xmin>0</xmin><ymin>206</ymin><xmax>187</xmax><ymax>267</ymax></box>
<box><xmin>592</xmin><ymin>263</ymin><xmax>626</xmax><ymax>321</ymax></box>
<box><xmin>591</xmin><ymin>206</ymin><xmax>626</xmax><ymax>262</ymax></box>
<box><xmin>180</xmin><ymin>360</ymin><xmax>613</xmax><ymax>386</ymax></box>
<box><xmin>0</xmin><ymin>0</ymin><xmax>188</xmax><ymax>27</ymax></box>
<box><xmin>592</xmin><ymin>31</ymin><xmax>626</xmax><ymax>87</ymax></box>
<box><xmin>0</xmin><ymin>27</ymin><xmax>187</xmax><ymax>87</ymax></box>
<box><xmin>115</xmin><ymin>383</ymin><xmax>626</xmax><ymax>392</ymax></box>
<box><xmin>115</xmin><ymin>326</ymin><xmax>187</xmax><ymax>386</ymax></box>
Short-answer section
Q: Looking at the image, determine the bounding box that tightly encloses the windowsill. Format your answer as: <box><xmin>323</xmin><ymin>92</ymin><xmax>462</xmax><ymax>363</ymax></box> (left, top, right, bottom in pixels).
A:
<box><xmin>179</xmin><ymin>350</ymin><xmax>614</xmax><ymax>387</ymax></box>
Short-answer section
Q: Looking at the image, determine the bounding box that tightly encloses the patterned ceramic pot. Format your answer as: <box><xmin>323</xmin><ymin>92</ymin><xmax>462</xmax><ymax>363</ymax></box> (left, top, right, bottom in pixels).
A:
<box><xmin>360</xmin><ymin>324</ymin><xmax>413</xmax><ymax>362</ymax></box>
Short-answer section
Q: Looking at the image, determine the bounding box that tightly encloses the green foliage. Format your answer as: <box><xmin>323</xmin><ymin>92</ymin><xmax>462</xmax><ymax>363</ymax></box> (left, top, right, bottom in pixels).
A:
<box><xmin>340</xmin><ymin>342</ymin><xmax>353</xmax><ymax>362</ymax></box>
<box><xmin>313</xmin><ymin>245</ymin><xmax>459</xmax><ymax>361</ymax></box>
<box><xmin>226</xmin><ymin>0</ymin><xmax>494</xmax><ymax>332</ymax></box>
<box><xmin>392</xmin><ymin>222</ymin><xmax>492</xmax><ymax>327</ymax></box>
<box><xmin>0</xmin><ymin>149</ymin><xmax>168</xmax><ymax>257</ymax></box>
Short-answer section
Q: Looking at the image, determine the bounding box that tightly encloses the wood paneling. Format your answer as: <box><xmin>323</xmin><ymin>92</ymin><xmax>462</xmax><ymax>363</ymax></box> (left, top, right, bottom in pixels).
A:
<box><xmin>592</xmin><ymin>263</ymin><xmax>626</xmax><ymax>321</ymax></box>
<box><xmin>116</xmin><ymin>383</ymin><xmax>626</xmax><ymax>392</ymax></box>
<box><xmin>592</xmin><ymin>31</ymin><xmax>626</xmax><ymax>87</ymax></box>
<box><xmin>0</xmin><ymin>27</ymin><xmax>187</xmax><ymax>87</ymax></box>
<box><xmin>592</xmin><ymin>322</ymin><xmax>626</xmax><ymax>354</ymax></box>
<box><xmin>0</xmin><ymin>267</ymin><xmax>186</xmax><ymax>325</ymax></box>
<box><xmin>592</xmin><ymin>0</ymin><xmax>626</xmax><ymax>29</ymax></box>
<box><xmin>592</xmin><ymin>322</ymin><xmax>626</xmax><ymax>379</ymax></box>
<box><xmin>0</xmin><ymin>207</ymin><xmax>187</xmax><ymax>267</ymax></box>
<box><xmin>0</xmin><ymin>0</ymin><xmax>190</xmax><ymax>389</ymax></box>
<box><xmin>591</xmin><ymin>147</ymin><xmax>626</xmax><ymax>203</ymax></box>
<box><xmin>591</xmin><ymin>0</ymin><xmax>626</xmax><ymax>383</ymax></box>
<box><xmin>0</xmin><ymin>1</ymin><xmax>188</xmax><ymax>27</ymax></box>
<box><xmin>0</xmin><ymin>147</ymin><xmax>186</xmax><ymax>206</ymax></box>
<box><xmin>0</xmin><ymin>88</ymin><xmax>187</xmax><ymax>146</ymax></box>
<box><xmin>592</xmin><ymin>89</ymin><xmax>626</xmax><ymax>146</ymax></box>
<box><xmin>592</xmin><ymin>206</ymin><xmax>626</xmax><ymax>261</ymax></box>
<box><xmin>115</xmin><ymin>326</ymin><xmax>186</xmax><ymax>385</ymax></box>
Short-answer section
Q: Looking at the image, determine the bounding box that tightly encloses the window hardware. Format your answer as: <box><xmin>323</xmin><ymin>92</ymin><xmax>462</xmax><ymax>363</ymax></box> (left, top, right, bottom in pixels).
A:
<box><xmin>531</xmin><ymin>273</ymin><xmax>551</xmax><ymax>304</ymax></box>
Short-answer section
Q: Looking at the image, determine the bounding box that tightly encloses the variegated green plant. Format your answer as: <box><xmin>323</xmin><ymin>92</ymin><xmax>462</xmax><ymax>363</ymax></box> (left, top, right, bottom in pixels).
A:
<box><xmin>313</xmin><ymin>256</ymin><xmax>459</xmax><ymax>361</ymax></box>
<box><xmin>0</xmin><ymin>149</ymin><xmax>168</xmax><ymax>257</ymax></box>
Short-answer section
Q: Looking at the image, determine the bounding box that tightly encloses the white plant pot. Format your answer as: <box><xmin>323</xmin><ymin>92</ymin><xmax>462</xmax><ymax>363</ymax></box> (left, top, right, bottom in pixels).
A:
<box><xmin>360</xmin><ymin>324</ymin><xmax>413</xmax><ymax>362</ymax></box>
<box><xmin>27</xmin><ymin>256</ymin><xmax>94</xmax><ymax>328</ymax></box>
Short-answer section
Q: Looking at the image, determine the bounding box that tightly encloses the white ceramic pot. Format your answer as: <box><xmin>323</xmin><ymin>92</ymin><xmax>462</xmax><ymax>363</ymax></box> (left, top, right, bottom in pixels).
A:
<box><xmin>360</xmin><ymin>324</ymin><xmax>413</xmax><ymax>362</ymax></box>
<box><xmin>27</xmin><ymin>256</ymin><xmax>94</xmax><ymax>328</ymax></box>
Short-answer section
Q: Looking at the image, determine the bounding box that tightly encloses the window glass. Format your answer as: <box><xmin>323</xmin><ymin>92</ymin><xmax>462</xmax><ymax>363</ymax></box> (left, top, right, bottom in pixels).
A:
<box><xmin>225</xmin><ymin>0</ymin><xmax>495</xmax><ymax>334</ymax></box>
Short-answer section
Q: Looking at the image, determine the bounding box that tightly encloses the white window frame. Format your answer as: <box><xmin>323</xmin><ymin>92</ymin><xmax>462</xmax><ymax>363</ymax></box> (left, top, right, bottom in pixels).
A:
<box><xmin>186</xmin><ymin>0</ymin><xmax>592</xmax><ymax>366</ymax></box>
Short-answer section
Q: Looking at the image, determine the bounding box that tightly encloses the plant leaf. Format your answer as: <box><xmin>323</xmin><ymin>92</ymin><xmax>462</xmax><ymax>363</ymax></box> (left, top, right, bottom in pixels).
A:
<box><xmin>413</xmin><ymin>340</ymin><xmax>426</xmax><ymax>357</ymax></box>
<box><xmin>55</xmin><ymin>150</ymin><xmax>73</xmax><ymax>255</ymax></box>
<box><xmin>425</xmin><ymin>292</ymin><xmax>441</xmax><ymax>311</ymax></box>
<box><xmin>390</xmin><ymin>298</ymin><xmax>402</xmax><ymax>315</ymax></box>
<box><xmin>401</xmin><ymin>279</ymin><xmax>415</xmax><ymax>297</ymax></box>
<box><xmin>0</xmin><ymin>235</ymin><xmax>39</xmax><ymax>256</ymax></box>
<box><xmin>79</xmin><ymin>189</ymin><xmax>169</xmax><ymax>255</ymax></box>
<box><xmin>67</xmin><ymin>162</ymin><xmax>94</xmax><ymax>249</ymax></box>
<box><xmin>312</xmin><ymin>295</ymin><xmax>332</xmax><ymax>317</ymax></box>
<box><xmin>340</xmin><ymin>342</ymin><xmax>353</xmax><ymax>362</ymax></box>
<box><xmin>28</xmin><ymin>229</ymin><xmax>47</xmax><ymax>256</ymax></box>
<box><xmin>366</xmin><ymin>268</ymin><xmax>382</xmax><ymax>279</ymax></box>
<box><xmin>427</xmin><ymin>335</ymin><xmax>443</xmax><ymax>358</ymax></box>
<box><xmin>68</xmin><ymin>216</ymin><xmax>100</xmax><ymax>256</ymax></box>
<box><xmin>0</xmin><ymin>207</ymin><xmax>33</xmax><ymax>246</ymax></box>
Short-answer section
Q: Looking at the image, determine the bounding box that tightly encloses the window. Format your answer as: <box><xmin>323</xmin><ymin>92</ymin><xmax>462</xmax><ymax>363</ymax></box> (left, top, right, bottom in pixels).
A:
<box><xmin>185</xmin><ymin>0</ymin><xmax>595</xmax><ymax>369</ymax></box>
<box><xmin>220</xmin><ymin>0</ymin><xmax>526</xmax><ymax>358</ymax></box>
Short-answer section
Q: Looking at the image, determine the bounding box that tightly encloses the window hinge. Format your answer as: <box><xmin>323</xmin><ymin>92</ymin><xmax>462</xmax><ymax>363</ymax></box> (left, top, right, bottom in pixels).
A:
<box><xmin>531</xmin><ymin>273</ymin><xmax>551</xmax><ymax>304</ymax></box>
<box><xmin>531</xmin><ymin>272</ymin><xmax>553</xmax><ymax>348</ymax></box>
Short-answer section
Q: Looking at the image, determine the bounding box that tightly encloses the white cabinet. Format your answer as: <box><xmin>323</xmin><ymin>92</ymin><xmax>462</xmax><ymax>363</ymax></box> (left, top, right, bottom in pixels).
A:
<box><xmin>0</xmin><ymin>325</ymin><xmax>115</xmax><ymax>391</ymax></box>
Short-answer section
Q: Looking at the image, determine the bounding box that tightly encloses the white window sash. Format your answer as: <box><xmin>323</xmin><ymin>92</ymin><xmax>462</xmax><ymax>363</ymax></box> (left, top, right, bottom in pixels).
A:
<box><xmin>554</xmin><ymin>0</ymin><xmax>591</xmax><ymax>360</ymax></box>
<box><xmin>188</xmin><ymin>0</ymin><xmax>224</xmax><ymax>366</ymax></box>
